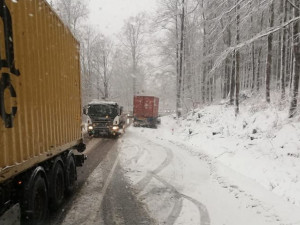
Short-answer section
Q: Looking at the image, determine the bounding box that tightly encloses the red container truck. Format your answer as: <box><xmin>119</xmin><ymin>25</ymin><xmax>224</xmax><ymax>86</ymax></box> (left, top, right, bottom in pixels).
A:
<box><xmin>133</xmin><ymin>96</ymin><xmax>159</xmax><ymax>128</ymax></box>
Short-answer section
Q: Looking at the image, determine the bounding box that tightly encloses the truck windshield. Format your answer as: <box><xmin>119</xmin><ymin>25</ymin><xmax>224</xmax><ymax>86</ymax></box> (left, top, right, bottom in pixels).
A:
<box><xmin>88</xmin><ymin>104</ymin><xmax>118</xmax><ymax>118</ymax></box>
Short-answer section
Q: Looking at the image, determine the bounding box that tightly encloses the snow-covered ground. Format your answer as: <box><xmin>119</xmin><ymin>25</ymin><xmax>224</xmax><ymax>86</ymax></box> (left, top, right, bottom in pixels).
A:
<box><xmin>119</xmin><ymin>99</ymin><xmax>300</xmax><ymax>225</ymax></box>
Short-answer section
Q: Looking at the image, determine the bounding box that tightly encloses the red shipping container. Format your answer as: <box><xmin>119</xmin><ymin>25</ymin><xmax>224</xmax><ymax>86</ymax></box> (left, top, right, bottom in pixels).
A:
<box><xmin>133</xmin><ymin>96</ymin><xmax>159</xmax><ymax>118</ymax></box>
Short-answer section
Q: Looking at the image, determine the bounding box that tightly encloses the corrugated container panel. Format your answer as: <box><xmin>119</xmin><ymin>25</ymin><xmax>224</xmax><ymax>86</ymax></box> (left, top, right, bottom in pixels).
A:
<box><xmin>143</xmin><ymin>96</ymin><xmax>155</xmax><ymax>118</ymax></box>
<box><xmin>153</xmin><ymin>97</ymin><xmax>159</xmax><ymax>118</ymax></box>
<box><xmin>133</xmin><ymin>96</ymin><xmax>144</xmax><ymax>118</ymax></box>
<box><xmin>133</xmin><ymin>96</ymin><xmax>159</xmax><ymax>118</ymax></box>
<box><xmin>0</xmin><ymin>0</ymin><xmax>82</xmax><ymax>182</ymax></box>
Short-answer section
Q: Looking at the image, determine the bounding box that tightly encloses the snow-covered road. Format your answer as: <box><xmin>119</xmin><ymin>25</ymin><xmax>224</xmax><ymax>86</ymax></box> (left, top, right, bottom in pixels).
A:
<box><xmin>119</xmin><ymin>122</ymin><xmax>300</xmax><ymax>225</ymax></box>
<box><xmin>62</xmin><ymin>103</ymin><xmax>300</xmax><ymax>225</ymax></box>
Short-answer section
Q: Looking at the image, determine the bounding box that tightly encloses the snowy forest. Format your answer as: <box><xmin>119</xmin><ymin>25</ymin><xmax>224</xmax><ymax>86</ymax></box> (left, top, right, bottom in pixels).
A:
<box><xmin>51</xmin><ymin>0</ymin><xmax>300</xmax><ymax>118</ymax></box>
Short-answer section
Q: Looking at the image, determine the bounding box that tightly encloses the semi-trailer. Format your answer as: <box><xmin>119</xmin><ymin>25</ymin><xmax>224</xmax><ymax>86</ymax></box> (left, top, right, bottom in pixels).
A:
<box><xmin>133</xmin><ymin>96</ymin><xmax>159</xmax><ymax>128</ymax></box>
<box><xmin>0</xmin><ymin>0</ymin><xmax>86</xmax><ymax>224</ymax></box>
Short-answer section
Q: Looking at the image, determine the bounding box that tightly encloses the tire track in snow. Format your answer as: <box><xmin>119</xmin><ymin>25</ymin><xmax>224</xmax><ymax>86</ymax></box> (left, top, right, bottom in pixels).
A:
<box><xmin>126</xmin><ymin>137</ymin><xmax>210</xmax><ymax>225</ymax></box>
<box><xmin>135</xmin><ymin>145</ymin><xmax>173</xmax><ymax>191</ymax></box>
<box><xmin>121</xmin><ymin>141</ymin><xmax>148</xmax><ymax>166</ymax></box>
<box><xmin>153</xmin><ymin>146</ymin><xmax>174</xmax><ymax>174</ymax></box>
<box><xmin>134</xmin><ymin>172</ymin><xmax>152</xmax><ymax>191</ymax></box>
<box><xmin>121</xmin><ymin>139</ymin><xmax>162</xmax><ymax>191</ymax></box>
<box><xmin>127</xmin><ymin>139</ymin><xmax>185</xmax><ymax>224</ymax></box>
<box><xmin>168</xmin><ymin>140</ymin><xmax>284</xmax><ymax>225</ymax></box>
<box><xmin>165</xmin><ymin>194</ymin><xmax>183</xmax><ymax>225</ymax></box>
<box><xmin>151</xmin><ymin>173</ymin><xmax>210</xmax><ymax>225</ymax></box>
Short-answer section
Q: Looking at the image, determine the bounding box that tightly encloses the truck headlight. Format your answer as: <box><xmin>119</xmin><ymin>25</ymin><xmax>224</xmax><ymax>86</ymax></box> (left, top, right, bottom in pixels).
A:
<box><xmin>88</xmin><ymin>125</ymin><xmax>94</xmax><ymax>130</ymax></box>
<box><xmin>112</xmin><ymin>126</ymin><xmax>119</xmax><ymax>131</ymax></box>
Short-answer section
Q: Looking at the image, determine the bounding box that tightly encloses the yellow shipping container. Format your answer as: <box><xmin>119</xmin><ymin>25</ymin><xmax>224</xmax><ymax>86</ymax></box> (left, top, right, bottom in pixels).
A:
<box><xmin>0</xmin><ymin>0</ymin><xmax>83</xmax><ymax>183</ymax></box>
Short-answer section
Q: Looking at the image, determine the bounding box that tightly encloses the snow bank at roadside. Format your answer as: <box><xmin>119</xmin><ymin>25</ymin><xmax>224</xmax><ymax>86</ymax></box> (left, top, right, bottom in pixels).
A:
<box><xmin>161</xmin><ymin>98</ymin><xmax>300</xmax><ymax>207</ymax></box>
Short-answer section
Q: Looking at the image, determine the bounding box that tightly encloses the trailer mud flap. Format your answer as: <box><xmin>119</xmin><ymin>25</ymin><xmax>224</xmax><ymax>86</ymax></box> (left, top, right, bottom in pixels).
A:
<box><xmin>76</xmin><ymin>142</ymin><xmax>86</xmax><ymax>153</ymax></box>
<box><xmin>74</xmin><ymin>154</ymin><xmax>87</xmax><ymax>167</ymax></box>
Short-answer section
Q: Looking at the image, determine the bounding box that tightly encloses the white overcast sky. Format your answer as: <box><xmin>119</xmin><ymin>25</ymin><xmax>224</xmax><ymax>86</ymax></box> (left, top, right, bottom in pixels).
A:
<box><xmin>88</xmin><ymin>0</ymin><xmax>158</xmax><ymax>36</ymax></box>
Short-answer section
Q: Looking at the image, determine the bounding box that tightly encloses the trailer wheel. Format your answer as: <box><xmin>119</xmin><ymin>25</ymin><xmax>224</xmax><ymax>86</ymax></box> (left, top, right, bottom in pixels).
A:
<box><xmin>22</xmin><ymin>174</ymin><xmax>48</xmax><ymax>225</ymax></box>
<box><xmin>49</xmin><ymin>160</ymin><xmax>64</xmax><ymax>210</ymax></box>
<box><xmin>65</xmin><ymin>155</ymin><xmax>76</xmax><ymax>195</ymax></box>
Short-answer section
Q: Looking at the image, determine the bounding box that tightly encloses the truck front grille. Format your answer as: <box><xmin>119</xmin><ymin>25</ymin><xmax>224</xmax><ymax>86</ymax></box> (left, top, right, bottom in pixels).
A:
<box><xmin>93</xmin><ymin>121</ymin><xmax>110</xmax><ymax>128</ymax></box>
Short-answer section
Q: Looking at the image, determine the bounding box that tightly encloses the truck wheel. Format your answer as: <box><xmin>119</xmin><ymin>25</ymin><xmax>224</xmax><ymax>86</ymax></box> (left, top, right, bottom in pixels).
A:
<box><xmin>65</xmin><ymin>155</ymin><xmax>76</xmax><ymax>195</ymax></box>
<box><xmin>21</xmin><ymin>174</ymin><xmax>48</xmax><ymax>225</ymax></box>
<box><xmin>49</xmin><ymin>160</ymin><xmax>64</xmax><ymax>210</ymax></box>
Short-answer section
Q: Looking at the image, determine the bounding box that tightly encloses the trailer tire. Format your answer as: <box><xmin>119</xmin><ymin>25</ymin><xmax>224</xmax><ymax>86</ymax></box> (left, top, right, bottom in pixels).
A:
<box><xmin>49</xmin><ymin>159</ymin><xmax>65</xmax><ymax>210</ymax></box>
<box><xmin>65</xmin><ymin>155</ymin><xmax>76</xmax><ymax>195</ymax></box>
<box><xmin>21</xmin><ymin>174</ymin><xmax>48</xmax><ymax>225</ymax></box>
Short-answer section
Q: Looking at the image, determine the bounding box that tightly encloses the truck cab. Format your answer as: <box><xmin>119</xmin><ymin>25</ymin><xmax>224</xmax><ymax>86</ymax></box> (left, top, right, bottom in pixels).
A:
<box><xmin>84</xmin><ymin>100</ymin><xmax>125</xmax><ymax>137</ymax></box>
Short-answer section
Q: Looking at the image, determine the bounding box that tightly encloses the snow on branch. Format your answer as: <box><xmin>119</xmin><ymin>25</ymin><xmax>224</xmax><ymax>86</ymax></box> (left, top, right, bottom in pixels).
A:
<box><xmin>287</xmin><ymin>0</ymin><xmax>300</xmax><ymax>10</ymax></box>
<box><xmin>208</xmin><ymin>15</ymin><xmax>300</xmax><ymax>78</ymax></box>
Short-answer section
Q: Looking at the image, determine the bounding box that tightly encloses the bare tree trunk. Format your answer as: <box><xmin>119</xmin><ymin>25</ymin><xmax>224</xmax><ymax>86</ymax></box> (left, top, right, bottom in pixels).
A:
<box><xmin>225</xmin><ymin>12</ymin><xmax>232</xmax><ymax>99</ymax></box>
<box><xmin>206</xmin><ymin>78</ymin><xmax>210</xmax><ymax>103</ymax></box>
<box><xmin>230</xmin><ymin>54</ymin><xmax>235</xmax><ymax>105</ymax></box>
<box><xmin>277</xmin><ymin>35</ymin><xmax>281</xmax><ymax>88</ymax></box>
<box><xmin>256</xmin><ymin>47</ymin><xmax>262</xmax><ymax>92</ymax></box>
<box><xmin>289</xmin><ymin>1</ymin><xmax>300</xmax><ymax>118</ymax></box>
<box><xmin>175</xmin><ymin>0</ymin><xmax>181</xmax><ymax>115</ymax></box>
<box><xmin>103</xmin><ymin>54</ymin><xmax>108</xmax><ymax>99</ymax></box>
<box><xmin>224</xmin><ymin>58</ymin><xmax>231</xmax><ymax>98</ymax></box>
<box><xmin>235</xmin><ymin>1</ymin><xmax>240</xmax><ymax>116</ymax></box>
<box><xmin>286</xmin><ymin>22</ymin><xmax>292</xmax><ymax>84</ymax></box>
<box><xmin>177</xmin><ymin>0</ymin><xmax>185</xmax><ymax>117</ymax></box>
<box><xmin>289</xmin><ymin>24</ymin><xmax>294</xmax><ymax>90</ymax></box>
<box><xmin>280</xmin><ymin>0</ymin><xmax>287</xmax><ymax>101</ymax></box>
<box><xmin>251</xmin><ymin>42</ymin><xmax>255</xmax><ymax>91</ymax></box>
<box><xmin>255</xmin><ymin>12</ymin><xmax>264</xmax><ymax>93</ymax></box>
<box><xmin>132</xmin><ymin>45</ymin><xmax>137</xmax><ymax>95</ymax></box>
<box><xmin>226</xmin><ymin>58</ymin><xmax>231</xmax><ymax>98</ymax></box>
<box><xmin>222</xmin><ymin>68</ymin><xmax>225</xmax><ymax>99</ymax></box>
<box><xmin>211</xmin><ymin>75</ymin><xmax>214</xmax><ymax>102</ymax></box>
<box><xmin>265</xmin><ymin>1</ymin><xmax>274</xmax><ymax>103</ymax></box>
<box><xmin>201</xmin><ymin>0</ymin><xmax>206</xmax><ymax>104</ymax></box>
<box><xmin>288</xmin><ymin>3</ymin><xmax>294</xmax><ymax>89</ymax></box>
<box><xmin>289</xmin><ymin>50</ymin><xmax>294</xmax><ymax>90</ymax></box>
<box><xmin>220</xmin><ymin>8</ymin><xmax>232</xmax><ymax>99</ymax></box>
<box><xmin>201</xmin><ymin>65</ymin><xmax>206</xmax><ymax>103</ymax></box>
<box><xmin>246</xmin><ymin>58</ymin><xmax>251</xmax><ymax>89</ymax></box>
